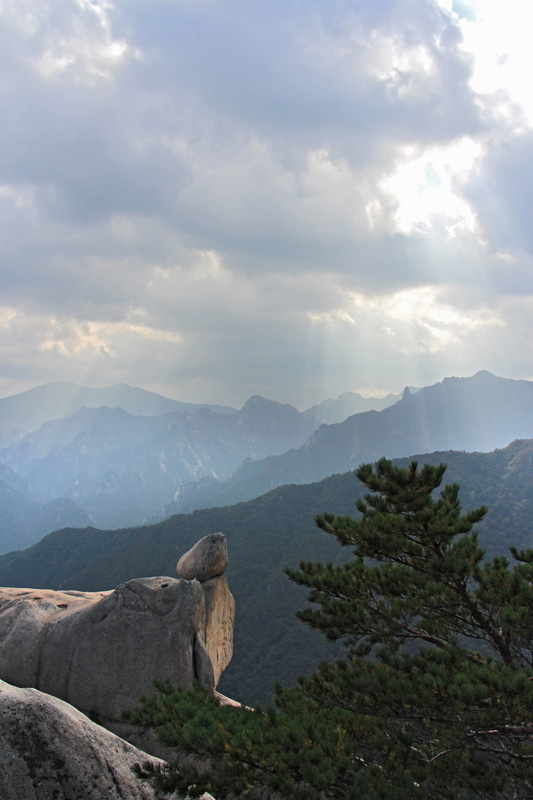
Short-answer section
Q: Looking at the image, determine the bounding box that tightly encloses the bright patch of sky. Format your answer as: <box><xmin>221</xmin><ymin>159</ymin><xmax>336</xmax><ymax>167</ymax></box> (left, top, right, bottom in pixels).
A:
<box><xmin>378</xmin><ymin>0</ymin><xmax>533</xmax><ymax>239</ymax></box>
<box><xmin>382</xmin><ymin>138</ymin><xmax>481</xmax><ymax>235</ymax></box>
<box><xmin>446</xmin><ymin>0</ymin><xmax>533</xmax><ymax>126</ymax></box>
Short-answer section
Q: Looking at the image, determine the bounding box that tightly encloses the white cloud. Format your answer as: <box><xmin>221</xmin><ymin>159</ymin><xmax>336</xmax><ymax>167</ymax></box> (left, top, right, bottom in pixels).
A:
<box><xmin>310</xmin><ymin>285</ymin><xmax>504</xmax><ymax>355</ymax></box>
<box><xmin>1</xmin><ymin>0</ymin><xmax>134</xmax><ymax>84</ymax></box>
<box><xmin>0</xmin><ymin>0</ymin><xmax>531</xmax><ymax>405</ymax></box>
<box><xmin>38</xmin><ymin>317</ymin><xmax>183</xmax><ymax>357</ymax></box>
<box><xmin>438</xmin><ymin>0</ymin><xmax>533</xmax><ymax>128</ymax></box>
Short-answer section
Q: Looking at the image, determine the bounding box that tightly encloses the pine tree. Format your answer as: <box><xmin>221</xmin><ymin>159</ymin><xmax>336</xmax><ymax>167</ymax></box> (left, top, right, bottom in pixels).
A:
<box><xmin>127</xmin><ymin>459</ymin><xmax>533</xmax><ymax>799</ymax></box>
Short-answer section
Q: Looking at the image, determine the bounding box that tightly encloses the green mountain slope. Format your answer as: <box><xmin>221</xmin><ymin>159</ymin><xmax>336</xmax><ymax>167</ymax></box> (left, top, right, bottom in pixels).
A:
<box><xmin>1</xmin><ymin>439</ymin><xmax>532</xmax><ymax>707</ymax></box>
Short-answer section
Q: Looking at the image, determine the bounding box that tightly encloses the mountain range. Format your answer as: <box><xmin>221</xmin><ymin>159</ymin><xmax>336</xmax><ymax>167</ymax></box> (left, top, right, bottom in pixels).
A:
<box><xmin>0</xmin><ymin>380</ymin><xmax>237</xmax><ymax>449</ymax></box>
<box><xmin>163</xmin><ymin>371</ymin><xmax>533</xmax><ymax>514</ymax></box>
<box><xmin>1</xmin><ymin>438</ymin><xmax>531</xmax><ymax>707</ymax></box>
<box><xmin>0</xmin><ymin>371</ymin><xmax>531</xmax><ymax>554</ymax></box>
<box><xmin>0</xmin><ymin>381</ymin><xmax>401</xmax><ymax>550</ymax></box>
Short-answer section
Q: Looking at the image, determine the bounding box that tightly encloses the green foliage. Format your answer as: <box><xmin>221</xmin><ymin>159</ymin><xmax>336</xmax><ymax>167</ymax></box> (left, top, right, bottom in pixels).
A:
<box><xmin>129</xmin><ymin>457</ymin><xmax>533</xmax><ymax>799</ymax></box>
<box><xmin>1</xmin><ymin>439</ymin><xmax>533</xmax><ymax>707</ymax></box>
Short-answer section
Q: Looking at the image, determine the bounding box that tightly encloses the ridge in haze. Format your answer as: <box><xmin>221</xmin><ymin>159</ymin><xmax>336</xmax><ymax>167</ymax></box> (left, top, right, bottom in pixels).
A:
<box><xmin>166</xmin><ymin>371</ymin><xmax>533</xmax><ymax>514</ymax></box>
<box><xmin>0</xmin><ymin>382</ymin><xmax>403</xmax><ymax>546</ymax></box>
<box><xmin>1</xmin><ymin>371</ymin><xmax>531</xmax><ymax>553</ymax></box>
<box><xmin>0</xmin><ymin>380</ymin><xmax>237</xmax><ymax>448</ymax></box>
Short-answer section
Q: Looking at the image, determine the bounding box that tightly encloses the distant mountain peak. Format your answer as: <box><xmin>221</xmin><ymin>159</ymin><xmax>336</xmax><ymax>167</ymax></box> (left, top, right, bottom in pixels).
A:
<box><xmin>442</xmin><ymin>370</ymin><xmax>496</xmax><ymax>384</ymax></box>
<box><xmin>0</xmin><ymin>382</ymin><xmax>237</xmax><ymax>448</ymax></box>
<box><xmin>240</xmin><ymin>395</ymin><xmax>295</xmax><ymax>411</ymax></box>
<box><xmin>472</xmin><ymin>370</ymin><xmax>498</xmax><ymax>381</ymax></box>
<box><xmin>243</xmin><ymin>394</ymin><xmax>269</xmax><ymax>405</ymax></box>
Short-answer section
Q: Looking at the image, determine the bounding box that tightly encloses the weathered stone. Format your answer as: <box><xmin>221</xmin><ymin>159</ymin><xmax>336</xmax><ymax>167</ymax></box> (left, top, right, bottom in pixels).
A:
<box><xmin>194</xmin><ymin>629</ymin><xmax>215</xmax><ymax>691</ymax></box>
<box><xmin>0</xmin><ymin>574</ymin><xmax>234</xmax><ymax>725</ymax></box>
<box><xmin>177</xmin><ymin>532</ymin><xmax>228</xmax><ymax>582</ymax></box>
<box><xmin>40</xmin><ymin>577</ymin><xmax>205</xmax><ymax>722</ymax></box>
<box><xmin>0</xmin><ymin>587</ymin><xmax>107</xmax><ymax>687</ymax></box>
<box><xmin>203</xmin><ymin>576</ymin><xmax>235</xmax><ymax>685</ymax></box>
<box><xmin>0</xmin><ymin>679</ymin><xmax>166</xmax><ymax>800</ymax></box>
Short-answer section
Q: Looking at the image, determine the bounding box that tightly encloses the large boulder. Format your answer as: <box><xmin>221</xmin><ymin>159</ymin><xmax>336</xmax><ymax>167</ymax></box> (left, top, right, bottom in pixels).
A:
<box><xmin>0</xmin><ymin>679</ymin><xmax>167</xmax><ymax>800</ymax></box>
<box><xmin>176</xmin><ymin>532</ymin><xmax>228</xmax><ymax>582</ymax></box>
<box><xmin>0</xmin><ymin>574</ymin><xmax>234</xmax><ymax>726</ymax></box>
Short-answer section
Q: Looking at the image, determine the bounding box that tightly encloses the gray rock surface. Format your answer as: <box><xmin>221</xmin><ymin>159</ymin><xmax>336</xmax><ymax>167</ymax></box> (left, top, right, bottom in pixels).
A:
<box><xmin>0</xmin><ymin>574</ymin><xmax>234</xmax><ymax>725</ymax></box>
<box><xmin>194</xmin><ymin>629</ymin><xmax>216</xmax><ymax>691</ymax></box>
<box><xmin>0</xmin><ymin>587</ymin><xmax>107</xmax><ymax>688</ymax></box>
<box><xmin>203</xmin><ymin>576</ymin><xmax>235</xmax><ymax>685</ymax></box>
<box><xmin>0</xmin><ymin>679</ymin><xmax>167</xmax><ymax>800</ymax></box>
<box><xmin>176</xmin><ymin>532</ymin><xmax>228</xmax><ymax>582</ymax></box>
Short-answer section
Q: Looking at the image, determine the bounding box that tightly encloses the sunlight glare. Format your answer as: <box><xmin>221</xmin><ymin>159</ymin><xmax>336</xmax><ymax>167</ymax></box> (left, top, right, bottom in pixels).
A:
<box><xmin>438</xmin><ymin>0</ymin><xmax>533</xmax><ymax>128</ymax></box>
<box><xmin>381</xmin><ymin>138</ymin><xmax>480</xmax><ymax>235</ymax></box>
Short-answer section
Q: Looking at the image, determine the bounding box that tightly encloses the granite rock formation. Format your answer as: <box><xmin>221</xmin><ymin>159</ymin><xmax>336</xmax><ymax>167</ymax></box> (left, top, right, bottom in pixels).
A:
<box><xmin>0</xmin><ymin>679</ymin><xmax>168</xmax><ymax>800</ymax></box>
<box><xmin>0</xmin><ymin>534</ymin><xmax>234</xmax><ymax>731</ymax></box>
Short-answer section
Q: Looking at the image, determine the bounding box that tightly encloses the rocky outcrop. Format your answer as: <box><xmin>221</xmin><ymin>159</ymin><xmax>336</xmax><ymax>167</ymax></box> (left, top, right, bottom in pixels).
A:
<box><xmin>0</xmin><ymin>534</ymin><xmax>233</xmax><ymax>796</ymax></box>
<box><xmin>0</xmin><ymin>679</ymin><xmax>167</xmax><ymax>800</ymax></box>
<box><xmin>0</xmin><ymin>534</ymin><xmax>235</xmax><ymax>734</ymax></box>
<box><xmin>0</xmin><ymin>577</ymin><xmax>233</xmax><ymax>725</ymax></box>
<box><xmin>176</xmin><ymin>532</ymin><xmax>229</xmax><ymax>582</ymax></box>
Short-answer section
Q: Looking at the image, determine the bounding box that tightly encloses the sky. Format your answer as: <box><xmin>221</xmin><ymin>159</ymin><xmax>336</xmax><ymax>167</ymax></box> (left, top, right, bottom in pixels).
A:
<box><xmin>0</xmin><ymin>0</ymin><xmax>532</xmax><ymax>409</ymax></box>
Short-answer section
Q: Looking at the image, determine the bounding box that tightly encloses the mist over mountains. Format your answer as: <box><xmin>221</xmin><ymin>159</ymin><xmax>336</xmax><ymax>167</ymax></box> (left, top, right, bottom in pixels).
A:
<box><xmin>2</xmin><ymin>438</ymin><xmax>532</xmax><ymax>707</ymax></box>
<box><xmin>165</xmin><ymin>371</ymin><xmax>533</xmax><ymax>514</ymax></box>
<box><xmin>0</xmin><ymin>371</ymin><xmax>531</xmax><ymax>554</ymax></box>
<box><xmin>0</xmin><ymin>380</ymin><xmax>236</xmax><ymax>450</ymax></box>
<box><xmin>0</xmin><ymin>380</ymin><xmax>400</xmax><ymax>551</ymax></box>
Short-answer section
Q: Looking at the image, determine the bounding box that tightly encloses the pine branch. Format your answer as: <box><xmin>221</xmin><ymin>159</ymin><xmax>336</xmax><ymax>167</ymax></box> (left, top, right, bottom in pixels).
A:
<box><xmin>455</xmin><ymin>578</ymin><xmax>514</xmax><ymax>665</ymax></box>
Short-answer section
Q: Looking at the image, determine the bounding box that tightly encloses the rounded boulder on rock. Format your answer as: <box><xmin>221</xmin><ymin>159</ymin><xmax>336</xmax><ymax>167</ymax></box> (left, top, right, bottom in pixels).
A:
<box><xmin>177</xmin><ymin>532</ymin><xmax>228</xmax><ymax>582</ymax></box>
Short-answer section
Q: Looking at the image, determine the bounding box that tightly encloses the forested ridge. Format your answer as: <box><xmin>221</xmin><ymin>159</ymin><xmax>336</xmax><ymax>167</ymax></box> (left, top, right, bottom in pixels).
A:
<box><xmin>129</xmin><ymin>456</ymin><xmax>533</xmax><ymax>799</ymax></box>
<box><xmin>0</xmin><ymin>439</ymin><xmax>532</xmax><ymax>706</ymax></box>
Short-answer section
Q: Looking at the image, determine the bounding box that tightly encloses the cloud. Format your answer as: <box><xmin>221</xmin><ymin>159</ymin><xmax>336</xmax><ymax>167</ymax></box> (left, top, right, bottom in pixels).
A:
<box><xmin>463</xmin><ymin>131</ymin><xmax>533</xmax><ymax>255</ymax></box>
<box><xmin>0</xmin><ymin>0</ymin><xmax>531</xmax><ymax>405</ymax></box>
